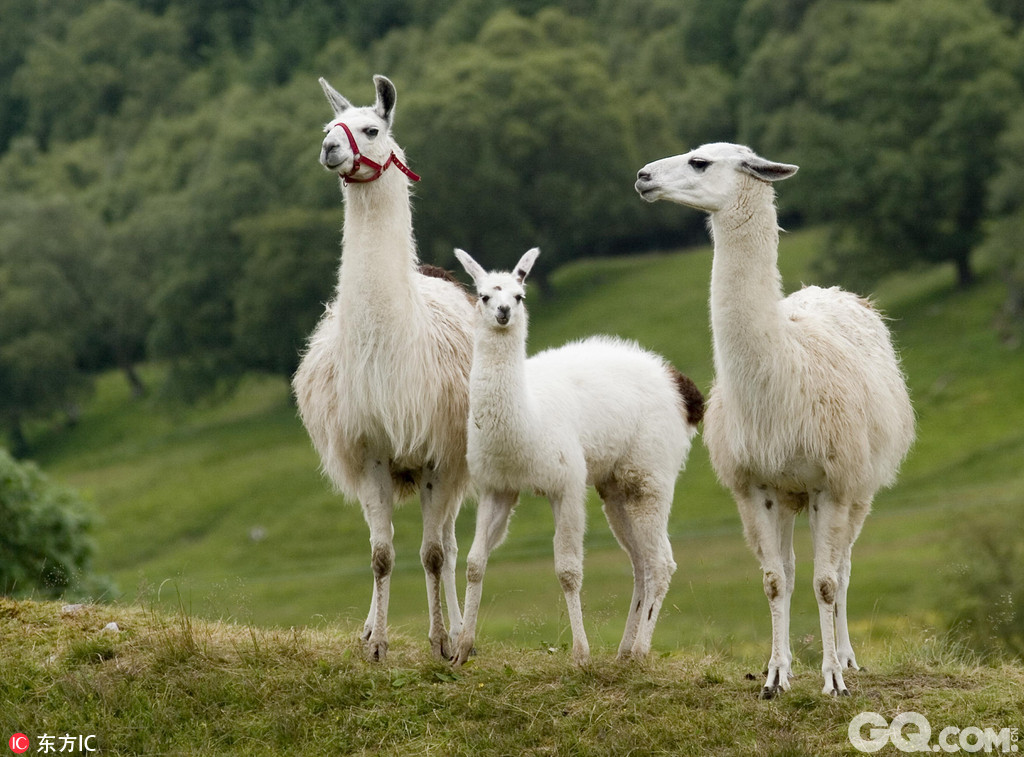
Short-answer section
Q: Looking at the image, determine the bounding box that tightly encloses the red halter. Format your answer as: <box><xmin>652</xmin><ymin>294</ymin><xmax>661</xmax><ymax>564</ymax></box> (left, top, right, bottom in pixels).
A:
<box><xmin>333</xmin><ymin>121</ymin><xmax>421</xmax><ymax>185</ymax></box>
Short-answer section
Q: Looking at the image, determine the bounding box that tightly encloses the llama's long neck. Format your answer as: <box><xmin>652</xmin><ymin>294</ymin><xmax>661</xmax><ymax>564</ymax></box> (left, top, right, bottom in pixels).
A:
<box><xmin>336</xmin><ymin>165</ymin><xmax>419</xmax><ymax>313</ymax></box>
<box><xmin>708</xmin><ymin>177</ymin><xmax>789</xmax><ymax>386</ymax></box>
<box><xmin>470</xmin><ymin>319</ymin><xmax>537</xmax><ymax>449</ymax></box>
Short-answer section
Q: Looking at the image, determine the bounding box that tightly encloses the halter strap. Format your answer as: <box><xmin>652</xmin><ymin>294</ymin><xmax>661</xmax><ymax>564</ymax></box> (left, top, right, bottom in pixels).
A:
<box><xmin>334</xmin><ymin>121</ymin><xmax>421</xmax><ymax>186</ymax></box>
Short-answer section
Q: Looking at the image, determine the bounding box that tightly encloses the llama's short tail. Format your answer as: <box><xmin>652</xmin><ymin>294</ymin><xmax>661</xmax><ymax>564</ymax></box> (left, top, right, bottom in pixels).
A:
<box><xmin>668</xmin><ymin>366</ymin><xmax>705</xmax><ymax>427</ymax></box>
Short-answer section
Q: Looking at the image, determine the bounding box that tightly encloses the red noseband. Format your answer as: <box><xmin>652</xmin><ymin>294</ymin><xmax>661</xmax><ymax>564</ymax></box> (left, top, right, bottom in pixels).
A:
<box><xmin>332</xmin><ymin>122</ymin><xmax>421</xmax><ymax>186</ymax></box>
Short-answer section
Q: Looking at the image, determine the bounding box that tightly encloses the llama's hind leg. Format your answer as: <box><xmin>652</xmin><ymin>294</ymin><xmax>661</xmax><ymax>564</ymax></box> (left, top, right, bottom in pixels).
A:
<box><xmin>598</xmin><ymin>481</ymin><xmax>646</xmax><ymax>659</ymax></box>
<box><xmin>835</xmin><ymin>500</ymin><xmax>869</xmax><ymax>672</ymax></box>
<box><xmin>453</xmin><ymin>490</ymin><xmax>517</xmax><ymax>667</ymax></box>
<box><xmin>623</xmin><ymin>497</ymin><xmax>676</xmax><ymax>660</ymax></box>
<box><xmin>358</xmin><ymin>458</ymin><xmax>396</xmax><ymax>661</ymax></box>
<box><xmin>442</xmin><ymin>508</ymin><xmax>463</xmax><ymax>640</ymax></box>
<box><xmin>419</xmin><ymin>466</ymin><xmax>462</xmax><ymax>659</ymax></box>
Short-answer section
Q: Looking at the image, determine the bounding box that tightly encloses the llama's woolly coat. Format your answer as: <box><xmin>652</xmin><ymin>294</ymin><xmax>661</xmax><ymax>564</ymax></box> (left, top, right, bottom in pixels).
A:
<box><xmin>294</xmin><ymin>270</ymin><xmax>474</xmax><ymax>502</ymax></box>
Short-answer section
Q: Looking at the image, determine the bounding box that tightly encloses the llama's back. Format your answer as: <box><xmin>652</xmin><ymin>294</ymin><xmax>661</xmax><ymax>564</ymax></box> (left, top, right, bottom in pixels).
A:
<box><xmin>527</xmin><ymin>336</ymin><xmax>700</xmax><ymax>487</ymax></box>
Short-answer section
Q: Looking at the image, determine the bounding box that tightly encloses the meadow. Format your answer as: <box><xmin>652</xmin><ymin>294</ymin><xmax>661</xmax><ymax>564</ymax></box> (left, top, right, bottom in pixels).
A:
<box><xmin>24</xmin><ymin>228</ymin><xmax>1024</xmax><ymax>667</ymax></box>
<box><xmin>3</xmin><ymin>599</ymin><xmax>1023</xmax><ymax>756</ymax></box>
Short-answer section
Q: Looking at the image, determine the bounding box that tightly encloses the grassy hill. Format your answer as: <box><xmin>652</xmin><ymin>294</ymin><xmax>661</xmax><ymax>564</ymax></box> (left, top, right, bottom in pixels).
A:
<box><xmin>25</xmin><ymin>228</ymin><xmax>1024</xmax><ymax>667</ymax></box>
<box><xmin>3</xmin><ymin>599</ymin><xmax>1022</xmax><ymax>756</ymax></box>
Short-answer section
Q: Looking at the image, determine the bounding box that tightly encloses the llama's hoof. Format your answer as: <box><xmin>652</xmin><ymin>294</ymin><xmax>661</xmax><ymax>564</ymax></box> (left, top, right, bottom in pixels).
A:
<box><xmin>822</xmin><ymin>671</ymin><xmax>849</xmax><ymax>696</ymax></box>
<box><xmin>451</xmin><ymin>636</ymin><xmax>474</xmax><ymax>667</ymax></box>
<box><xmin>837</xmin><ymin>648</ymin><xmax>860</xmax><ymax>671</ymax></box>
<box><xmin>760</xmin><ymin>685</ymin><xmax>779</xmax><ymax>700</ymax></box>
<box><xmin>431</xmin><ymin>633</ymin><xmax>453</xmax><ymax>661</ymax></box>
<box><xmin>572</xmin><ymin>647</ymin><xmax>591</xmax><ymax>667</ymax></box>
<box><xmin>365</xmin><ymin>638</ymin><xmax>388</xmax><ymax>662</ymax></box>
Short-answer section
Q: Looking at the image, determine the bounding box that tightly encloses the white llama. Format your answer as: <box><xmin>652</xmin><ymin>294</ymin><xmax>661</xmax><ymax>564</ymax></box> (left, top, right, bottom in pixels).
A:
<box><xmin>636</xmin><ymin>143</ymin><xmax>915</xmax><ymax>697</ymax></box>
<box><xmin>450</xmin><ymin>247</ymin><xmax>704</xmax><ymax>667</ymax></box>
<box><xmin>293</xmin><ymin>75</ymin><xmax>475</xmax><ymax>661</ymax></box>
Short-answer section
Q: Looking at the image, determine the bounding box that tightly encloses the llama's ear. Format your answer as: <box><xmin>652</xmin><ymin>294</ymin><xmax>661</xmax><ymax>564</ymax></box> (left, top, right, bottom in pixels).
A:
<box><xmin>319</xmin><ymin>77</ymin><xmax>352</xmax><ymax>115</ymax></box>
<box><xmin>740</xmin><ymin>156</ymin><xmax>798</xmax><ymax>182</ymax></box>
<box><xmin>514</xmin><ymin>248</ymin><xmax>540</xmax><ymax>284</ymax></box>
<box><xmin>454</xmin><ymin>248</ymin><xmax>486</xmax><ymax>288</ymax></box>
<box><xmin>373</xmin><ymin>75</ymin><xmax>397</xmax><ymax>125</ymax></box>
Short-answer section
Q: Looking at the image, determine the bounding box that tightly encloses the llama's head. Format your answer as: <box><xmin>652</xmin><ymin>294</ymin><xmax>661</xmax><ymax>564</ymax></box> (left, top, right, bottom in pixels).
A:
<box><xmin>454</xmin><ymin>248</ymin><xmax>540</xmax><ymax>332</ymax></box>
<box><xmin>320</xmin><ymin>75</ymin><xmax>412</xmax><ymax>184</ymax></box>
<box><xmin>635</xmin><ymin>143</ymin><xmax>798</xmax><ymax>212</ymax></box>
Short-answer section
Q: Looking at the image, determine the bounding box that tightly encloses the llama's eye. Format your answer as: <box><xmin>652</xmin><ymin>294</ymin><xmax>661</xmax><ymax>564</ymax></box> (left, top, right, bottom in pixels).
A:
<box><xmin>480</xmin><ymin>295</ymin><xmax>490</xmax><ymax>304</ymax></box>
<box><xmin>689</xmin><ymin>157</ymin><xmax>710</xmax><ymax>172</ymax></box>
<box><xmin>515</xmin><ymin>294</ymin><xmax>524</xmax><ymax>303</ymax></box>
<box><xmin>364</xmin><ymin>127</ymin><xmax>379</xmax><ymax>138</ymax></box>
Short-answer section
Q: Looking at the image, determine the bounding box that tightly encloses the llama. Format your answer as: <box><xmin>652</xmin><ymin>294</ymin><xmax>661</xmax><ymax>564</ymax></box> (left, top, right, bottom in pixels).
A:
<box><xmin>450</xmin><ymin>247</ymin><xmax>704</xmax><ymax>667</ymax></box>
<box><xmin>635</xmin><ymin>142</ymin><xmax>915</xmax><ymax>697</ymax></box>
<box><xmin>292</xmin><ymin>75</ymin><xmax>475</xmax><ymax>661</ymax></box>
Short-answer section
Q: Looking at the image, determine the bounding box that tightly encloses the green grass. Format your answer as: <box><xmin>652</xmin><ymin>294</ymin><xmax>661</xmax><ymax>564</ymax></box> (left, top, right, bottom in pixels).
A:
<box><xmin>3</xmin><ymin>599</ymin><xmax>1022</xmax><ymax>756</ymax></box>
<box><xmin>22</xmin><ymin>229</ymin><xmax>1024</xmax><ymax>664</ymax></box>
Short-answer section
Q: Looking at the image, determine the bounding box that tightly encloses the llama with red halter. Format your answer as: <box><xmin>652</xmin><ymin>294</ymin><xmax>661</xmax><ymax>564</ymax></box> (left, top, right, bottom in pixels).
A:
<box><xmin>293</xmin><ymin>75</ymin><xmax>475</xmax><ymax>661</ymax></box>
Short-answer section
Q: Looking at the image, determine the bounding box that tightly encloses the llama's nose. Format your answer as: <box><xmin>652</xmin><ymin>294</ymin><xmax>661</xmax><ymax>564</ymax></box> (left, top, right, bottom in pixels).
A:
<box><xmin>496</xmin><ymin>305</ymin><xmax>511</xmax><ymax>325</ymax></box>
<box><xmin>321</xmin><ymin>140</ymin><xmax>342</xmax><ymax>169</ymax></box>
<box><xmin>637</xmin><ymin>169</ymin><xmax>652</xmax><ymax>182</ymax></box>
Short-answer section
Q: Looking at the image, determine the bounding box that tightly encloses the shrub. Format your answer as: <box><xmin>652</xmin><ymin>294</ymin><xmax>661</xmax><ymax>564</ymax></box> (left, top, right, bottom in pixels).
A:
<box><xmin>0</xmin><ymin>449</ymin><xmax>110</xmax><ymax>599</ymax></box>
<box><xmin>946</xmin><ymin>514</ymin><xmax>1024</xmax><ymax>660</ymax></box>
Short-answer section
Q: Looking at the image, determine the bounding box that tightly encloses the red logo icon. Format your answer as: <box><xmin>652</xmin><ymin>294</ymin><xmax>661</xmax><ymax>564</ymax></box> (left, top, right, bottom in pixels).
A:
<box><xmin>8</xmin><ymin>734</ymin><xmax>29</xmax><ymax>754</ymax></box>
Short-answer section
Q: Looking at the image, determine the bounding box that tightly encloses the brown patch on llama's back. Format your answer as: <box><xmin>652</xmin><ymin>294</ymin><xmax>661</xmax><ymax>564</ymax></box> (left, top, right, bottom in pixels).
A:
<box><xmin>668</xmin><ymin>366</ymin><xmax>705</xmax><ymax>426</ymax></box>
<box><xmin>418</xmin><ymin>263</ymin><xmax>475</xmax><ymax>304</ymax></box>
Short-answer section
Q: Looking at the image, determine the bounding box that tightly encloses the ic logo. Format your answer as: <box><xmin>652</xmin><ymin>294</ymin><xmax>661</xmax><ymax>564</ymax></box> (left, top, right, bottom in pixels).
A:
<box><xmin>8</xmin><ymin>734</ymin><xmax>30</xmax><ymax>754</ymax></box>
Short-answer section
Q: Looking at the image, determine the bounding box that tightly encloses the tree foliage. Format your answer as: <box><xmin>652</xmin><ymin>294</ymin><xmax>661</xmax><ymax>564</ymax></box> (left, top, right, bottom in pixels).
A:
<box><xmin>0</xmin><ymin>0</ymin><xmax>1022</xmax><ymax>443</ymax></box>
<box><xmin>740</xmin><ymin>0</ymin><xmax>1021</xmax><ymax>289</ymax></box>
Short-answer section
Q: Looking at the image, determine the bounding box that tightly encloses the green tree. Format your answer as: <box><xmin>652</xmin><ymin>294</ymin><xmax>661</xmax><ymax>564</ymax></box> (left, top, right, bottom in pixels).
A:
<box><xmin>12</xmin><ymin>0</ymin><xmax>187</xmax><ymax>148</ymax></box>
<box><xmin>978</xmin><ymin>108</ymin><xmax>1024</xmax><ymax>341</ymax></box>
<box><xmin>741</xmin><ymin>0</ymin><xmax>1020</xmax><ymax>288</ymax></box>
<box><xmin>233</xmin><ymin>208</ymin><xmax>340</xmax><ymax>377</ymax></box>
<box><xmin>0</xmin><ymin>197</ymin><xmax>96</xmax><ymax>454</ymax></box>
<box><xmin>401</xmin><ymin>9</ymin><xmax>649</xmax><ymax>280</ymax></box>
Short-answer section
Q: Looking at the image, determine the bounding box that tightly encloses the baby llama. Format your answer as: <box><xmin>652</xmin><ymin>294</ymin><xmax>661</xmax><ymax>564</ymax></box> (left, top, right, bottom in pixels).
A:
<box><xmin>636</xmin><ymin>143</ymin><xmax>914</xmax><ymax>697</ymax></box>
<box><xmin>293</xmin><ymin>75</ymin><xmax>475</xmax><ymax>661</ymax></box>
<box><xmin>451</xmin><ymin>247</ymin><xmax>704</xmax><ymax>666</ymax></box>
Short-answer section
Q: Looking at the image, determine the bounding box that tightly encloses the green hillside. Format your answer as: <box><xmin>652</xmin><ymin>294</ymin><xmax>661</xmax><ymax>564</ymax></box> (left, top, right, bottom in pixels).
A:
<box><xmin>30</xmin><ymin>228</ymin><xmax>1024</xmax><ymax>665</ymax></box>
<box><xmin>3</xmin><ymin>599</ymin><xmax>1022</xmax><ymax>756</ymax></box>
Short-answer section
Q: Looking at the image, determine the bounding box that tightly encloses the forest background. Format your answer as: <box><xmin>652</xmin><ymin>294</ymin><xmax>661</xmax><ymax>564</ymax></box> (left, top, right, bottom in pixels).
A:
<box><xmin>1</xmin><ymin>0</ymin><xmax>1024</xmax><ymax>661</ymax></box>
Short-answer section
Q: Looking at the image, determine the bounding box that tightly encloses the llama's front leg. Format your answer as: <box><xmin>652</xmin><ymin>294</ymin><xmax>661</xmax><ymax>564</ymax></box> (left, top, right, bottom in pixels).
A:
<box><xmin>809</xmin><ymin>490</ymin><xmax>854</xmax><ymax>696</ymax></box>
<box><xmin>419</xmin><ymin>465</ymin><xmax>463</xmax><ymax>659</ymax></box>
<box><xmin>551</xmin><ymin>488</ymin><xmax>589</xmax><ymax>666</ymax></box>
<box><xmin>738</xmin><ymin>486</ymin><xmax>797</xmax><ymax>699</ymax></box>
<box><xmin>453</xmin><ymin>490</ymin><xmax>517</xmax><ymax>666</ymax></box>
<box><xmin>359</xmin><ymin>458</ymin><xmax>396</xmax><ymax>661</ymax></box>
